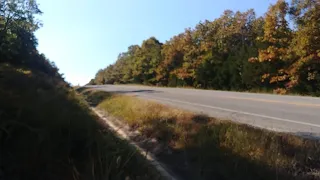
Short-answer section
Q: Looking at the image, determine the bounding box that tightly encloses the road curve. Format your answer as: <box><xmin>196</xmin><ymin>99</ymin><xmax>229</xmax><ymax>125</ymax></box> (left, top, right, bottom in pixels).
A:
<box><xmin>88</xmin><ymin>85</ymin><xmax>320</xmax><ymax>137</ymax></box>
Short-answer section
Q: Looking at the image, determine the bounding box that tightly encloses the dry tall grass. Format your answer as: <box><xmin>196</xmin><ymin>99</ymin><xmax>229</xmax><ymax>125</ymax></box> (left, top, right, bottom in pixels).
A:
<box><xmin>83</xmin><ymin>89</ymin><xmax>320</xmax><ymax>180</ymax></box>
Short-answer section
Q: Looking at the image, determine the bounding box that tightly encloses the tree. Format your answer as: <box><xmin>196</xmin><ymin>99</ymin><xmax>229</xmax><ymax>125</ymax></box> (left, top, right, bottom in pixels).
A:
<box><xmin>0</xmin><ymin>0</ymin><xmax>60</xmax><ymax>78</ymax></box>
<box><xmin>132</xmin><ymin>37</ymin><xmax>162</xmax><ymax>84</ymax></box>
<box><xmin>94</xmin><ymin>69</ymin><xmax>105</xmax><ymax>85</ymax></box>
<box><xmin>170</xmin><ymin>29</ymin><xmax>197</xmax><ymax>86</ymax></box>
<box><xmin>121</xmin><ymin>45</ymin><xmax>140</xmax><ymax>83</ymax></box>
<box><xmin>253</xmin><ymin>0</ymin><xmax>293</xmax><ymax>92</ymax></box>
<box><xmin>0</xmin><ymin>0</ymin><xmax>42</xmax><ymax>49</ymax></box>
<box><xmin>289</xmin><ymin>0</ymin><xmax>320</xmax><ymax>95</ymax></box>
<box><xmin>157</xmin><ymin>34</ymin><xmax>185</xmax><ymax>86</ymax></box>
<box><xmin>91</xmin><ymin>0</ymin><xmax>319</xmax><ymax>96</ymax></box>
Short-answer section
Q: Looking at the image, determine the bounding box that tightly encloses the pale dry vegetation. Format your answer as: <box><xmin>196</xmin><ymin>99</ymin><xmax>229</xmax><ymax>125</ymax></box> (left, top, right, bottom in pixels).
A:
<box><xmin>82</xmin><ymin>89</ymin><xmax>320</xmax><ymax>180</ymax></box>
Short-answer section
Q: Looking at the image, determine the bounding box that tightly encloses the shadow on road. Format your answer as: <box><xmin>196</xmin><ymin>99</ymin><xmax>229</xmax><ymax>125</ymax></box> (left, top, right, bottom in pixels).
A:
<box><xmin>102</xmin><ymin>89</ymin><xmax>161</xmax><ymax>94</ymax></box>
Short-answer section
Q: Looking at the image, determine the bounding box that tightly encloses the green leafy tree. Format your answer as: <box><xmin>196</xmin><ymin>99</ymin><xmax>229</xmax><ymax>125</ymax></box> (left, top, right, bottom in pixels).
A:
<box><xmin>94</xmin><ymin>69</ymin><xmax>105</xmax><ymax>85</ymax></box>
<box><xmin>132</xmin><ymin>37</ymin><xmax>162</xmax><ymax>84</ymax></box>
<box><xmin>0</xmin><ymin>0</ymin><xmax>42</xmax><ymax>54</ymax></box>
<box><xmin>0</xmin><ymin>0</ymin><xmax>59</xmax><ymax>78</ymax></box>
<box><xmin>289</xmin><ymin>0</ymin><xmax>320</xmax><ymax>95</ymax></box>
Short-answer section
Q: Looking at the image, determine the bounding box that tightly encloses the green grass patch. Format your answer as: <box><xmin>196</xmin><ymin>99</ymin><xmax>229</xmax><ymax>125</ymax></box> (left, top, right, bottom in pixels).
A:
<box><xmin>82</xmin><ymin>89</ymin><xmax>320</xmax><ymax>180</ymax></box>
<box><xmin>0</xmin><ymin>63</ymin><xmax>163</xmax><ymax>180</ymax></box>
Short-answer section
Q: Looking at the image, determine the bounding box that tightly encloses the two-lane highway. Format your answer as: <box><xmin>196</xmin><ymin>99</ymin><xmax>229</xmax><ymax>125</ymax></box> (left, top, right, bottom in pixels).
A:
<box><xmin>89</xmin><ymin>85</ymin><xmax>320</xmax><ymax>137</ymax></box>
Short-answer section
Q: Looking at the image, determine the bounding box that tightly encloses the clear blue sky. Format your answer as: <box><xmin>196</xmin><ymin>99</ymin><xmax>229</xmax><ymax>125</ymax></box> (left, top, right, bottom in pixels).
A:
<box><xmin>35</xmin><ymin>0</ymin><xmax>275</xmax><ymax>85</ymax></box>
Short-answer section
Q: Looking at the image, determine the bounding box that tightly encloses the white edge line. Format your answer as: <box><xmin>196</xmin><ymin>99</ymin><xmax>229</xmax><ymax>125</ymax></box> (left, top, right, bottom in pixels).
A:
<box><xmin>138</xmin><ymin>94</ymin><xmax>320</xmax><ymax>128</ymax></box>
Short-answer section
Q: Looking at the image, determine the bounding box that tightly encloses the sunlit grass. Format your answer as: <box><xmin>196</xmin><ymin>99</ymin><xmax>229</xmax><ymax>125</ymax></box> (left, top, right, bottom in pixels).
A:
<box><xmin>83</xmin><ymin>89</ymin><xmax>320</xmax><ymax>180</ymax></box>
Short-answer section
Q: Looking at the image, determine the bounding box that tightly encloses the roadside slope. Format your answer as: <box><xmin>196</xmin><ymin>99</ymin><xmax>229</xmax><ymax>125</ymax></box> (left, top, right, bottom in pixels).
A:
<box><xmin>0</xmin><ymin>64</ymin><xmax>163</xmax><ymax>180</ymax></box>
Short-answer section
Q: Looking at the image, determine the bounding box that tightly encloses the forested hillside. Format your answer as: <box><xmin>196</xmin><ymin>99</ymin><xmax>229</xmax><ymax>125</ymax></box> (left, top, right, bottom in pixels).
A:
<box><xmin>0</xmin><ymin>1</ymin><xmax>159</xmax><ymax>179</ymax></box>
<box><xmin>91</xmin><ymin>0</ymin><xmax>320</xmax><ymax>96</ymax></box>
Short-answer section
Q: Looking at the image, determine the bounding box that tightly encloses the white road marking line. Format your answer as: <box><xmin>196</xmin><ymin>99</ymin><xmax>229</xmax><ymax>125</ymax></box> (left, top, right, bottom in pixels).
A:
<box><xmin>226</xmin><ymin>96</ymin><xmax>320</xmax><ymax>107</ymax></box>
<box><xmin>138</xmin><ymin>94</ymin><xmax>320</xmax><ymax>128</ymax></box>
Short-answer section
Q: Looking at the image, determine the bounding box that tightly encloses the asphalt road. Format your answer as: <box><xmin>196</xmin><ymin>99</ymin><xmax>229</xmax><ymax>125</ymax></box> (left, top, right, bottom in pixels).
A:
<box><xmin>89</xmin><ymin>85</ymin><xmax>320</xmax><ymax>137</ymax></box>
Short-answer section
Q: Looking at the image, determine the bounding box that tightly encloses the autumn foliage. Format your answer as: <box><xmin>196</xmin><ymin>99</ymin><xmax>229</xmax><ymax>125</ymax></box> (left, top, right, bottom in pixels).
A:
<box><xmin>92</xmin><ymin>0</ymin><xmax>320</xmax><ymax>96</ymax></box>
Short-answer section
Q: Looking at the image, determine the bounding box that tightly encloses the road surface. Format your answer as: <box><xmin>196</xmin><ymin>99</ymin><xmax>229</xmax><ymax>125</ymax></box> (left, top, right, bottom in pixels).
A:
<box><xmin>89</xmin><ymin>85</ymin><xmax>320</xmax><ymax>137</ymax></box>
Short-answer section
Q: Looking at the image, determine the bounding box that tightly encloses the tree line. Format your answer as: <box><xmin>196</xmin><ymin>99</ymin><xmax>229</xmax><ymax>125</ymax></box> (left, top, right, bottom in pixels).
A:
<box><xmin>91</xmin><ymin>0</ymin><xmax>320</xmax><ymax>96</ymax></box>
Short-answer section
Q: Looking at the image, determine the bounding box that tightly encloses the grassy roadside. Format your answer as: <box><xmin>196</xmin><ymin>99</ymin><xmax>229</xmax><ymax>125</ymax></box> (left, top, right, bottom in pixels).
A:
<box><xmin>81</xmin><ymin>88</ymin><xmax>320</xmax><ymax>180</ymax></box>
<box><xmin>0</xmin><ymin>63</ymin><xmax>163</xmax><ymax>180</ymax></box>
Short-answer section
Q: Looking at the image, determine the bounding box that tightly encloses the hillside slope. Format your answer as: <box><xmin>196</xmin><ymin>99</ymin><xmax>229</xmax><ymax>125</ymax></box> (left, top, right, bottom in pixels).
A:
<box><xmin>0</xmin><ymin>63</ymin><xmax>162</xmax><ymax>179</ymax></box>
